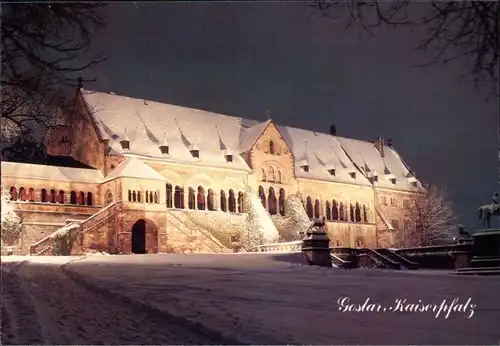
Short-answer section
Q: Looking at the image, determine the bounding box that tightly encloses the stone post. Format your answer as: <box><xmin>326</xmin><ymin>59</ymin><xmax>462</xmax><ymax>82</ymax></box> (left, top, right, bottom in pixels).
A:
<box><xmin>301</xmin><ymin>217</ymin><xmax>332</xmax><ymax>267</ymax></box>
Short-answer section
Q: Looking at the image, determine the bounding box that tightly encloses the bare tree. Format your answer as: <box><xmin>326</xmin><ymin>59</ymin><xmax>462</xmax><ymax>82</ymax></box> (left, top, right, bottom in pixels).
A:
<box><xmin>307</xmin><ymin>1</ymin><xmax>499</xmax><ymax>97</ymax></box>
<box><xmin>1</xmin><ymin>4</ymin><xmax>108</xmax><ymax>151</ymax></box>
<box><xmin>396</xmin><ymin>184</ymin><xmax>458</xmax><ymax>247</ymax></box>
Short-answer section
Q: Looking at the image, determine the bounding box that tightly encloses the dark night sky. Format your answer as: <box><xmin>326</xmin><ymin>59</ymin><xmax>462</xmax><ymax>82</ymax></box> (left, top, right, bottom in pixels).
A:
<box><xmin>84</xmin><ymin>3</ymin><xmax>498</xmax><ymax>230</ymax></box>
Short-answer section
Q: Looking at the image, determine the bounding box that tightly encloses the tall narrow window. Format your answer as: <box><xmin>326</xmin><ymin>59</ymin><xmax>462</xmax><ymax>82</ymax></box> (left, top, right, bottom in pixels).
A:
<box><xmin>132</xmin><ymin>191</ymin><xmax>137</xmax><ymax>203</ymax></box>
<box><xmin>278</xmin><ymin>188</ymin><xmax>285</xmax><ymax>216</ymax></box>
<box><xmin>314</xmin><ymin>199</ymin><xmax>320</xmax><ymax>219</ymax></box>
<box><xmin>237</xmin><ymin>191</ymin><xmax>244</xmax><ymax>213</ymax></box>
<box><xmin>258</xmin><ymin>186</ymin><xmax>266</xmax><ymax>209</ymax></box>
<box><xmin>355</xmin><ymin>203</ymin><xmax>361</xmax><ymax>222</ymax></box>
<box><xmin>306</xmin><ymin>197</ymin><xmax>313</xmax><ymax>219</ymax></box>
<box><xmin>339</xmin><ymin>203</ymin><xmax>345</xmax><ymax>221</ymax></box>
<box><xmin>188</xmin><ymin>188</ymin><xmax>195</xmax><ymax>209</ymax></box>
<box><xmin>268</xmin><ymin>166</ymin><xmax>276</xmax><ymax>182</ymax></box>
<box><xmin>349</xmin><ymin>204</ymin><xmax>354</xmax><ymax>222</ymax></box>
<box><xmin>166</xmin><ymin>184</ymin><xmax>173</xmax><ymax>208</ymax></box>
<box><xmin>277</xmin><ymin>170</ymin><xmax>282</xmax><ymax>183</ymax></box>
<box><xmin>70</xmin><ymin>191</ymin><xmax>77</xmax><ymax>204</ymax></box>
<box><xmin>228</xmin><ymin>189</ymin><xmax>236</xmax><ymax>212</ymax></box>
<box><xmin>87</xmin><ymin>192</ymin><xmax>93</xmax><ymax>206</ymax></box>
<box><xmin>174</xmin><ymin>186</ymin><xmax>183</xmax><ymax>208</ymax></box>
<box><xmin>79</xmin><ymin>192</ymin><xmax>85</xmax><ymax>205</ymax></box>
<box><xmin>220</xmin><ymin>190</ymin><xmax>227</xmax><ymax>212</ymax></box>
<box><xmin>332</xmin><ymin>200</ymin><xmax>338</xmax><ymax>220</ymax></box>
<box><xmin>269</xmin><ymin>140</ymin><xmax>275</xmax><ymax>154</ymax></box>
<box><xmin>261</xmin><ymin>168</ymin><xmax>266</xmax><ymax>182</ymax></box>
<box><xmin>50</xmin><ymin>189</ymin><xmax>56</xmax><ymax>203</ymax></box>
<box><xmin>28</xmin><ymin>188</ymin><xmax>35</xmax><ymax>202</ymax></box>
<box><xmin>154</xmin><ymin>191</ymin><xmax>158</xmax><ymax>203</ymax></box>
<box><xmin>137</xmin><ymin>191</ymin><xmax>142</xmax><ymax>203</ymax></box>
<box><xmin>268</xmin><ymin>187</ymin><xmax>277</xmax><ymax>215</ymax></box>
<box><xmin>59</xmin><ymin>190</ymin><xmax>65</xmax><ymax>204</ymax></box>
<box><xmin>325</xmin><ymin>201</ymin><xmax>331</xmax><ymax>220</ymax></box>
<box><xmin>197</xmin><ymin>186</ymin><xmax>205</xmax><ymax>210</ymax></box>
<box><xmin>207</xmin><ymin>189</ymin><xmax>215</xmax><ymax>211</ymax></box>
<box><xmin>19</xmin><ymin>187</ymin><xmax>26</xmax><ymax>201</ymax></box>
<box><xmin>149</xmin><ymin>191</ymin><xmax>153</xmax><ymax>203</ymax></box>
<box><xmin>363</xmin><ymin>205</ymin><xmax>368</xmax><ymax>222</ymax></box>
<box><xmin>9</xmin><ymin>187</ymin><xmax>17</xmax><ymax>201</ymax></box>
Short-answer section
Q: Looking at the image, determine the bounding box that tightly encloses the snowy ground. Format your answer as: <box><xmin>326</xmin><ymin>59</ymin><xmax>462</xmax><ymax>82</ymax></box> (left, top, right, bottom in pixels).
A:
<box><xmin>2</xmin><ymin>253</ymin><xmax>500</xmax><ymax>345</ymax></box>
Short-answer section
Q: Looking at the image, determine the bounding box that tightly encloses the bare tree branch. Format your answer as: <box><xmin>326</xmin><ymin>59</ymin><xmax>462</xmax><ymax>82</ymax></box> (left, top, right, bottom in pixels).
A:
<box><xmin>307</xmin><ymin>1</ymin><xmax>499</xmax><ymax>97</ymax></box>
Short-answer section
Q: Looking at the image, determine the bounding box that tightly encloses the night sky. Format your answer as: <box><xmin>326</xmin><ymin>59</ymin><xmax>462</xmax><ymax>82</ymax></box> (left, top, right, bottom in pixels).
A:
<box><xmin>84</xmin><ymin>3</ymin><xmax>498</xmax><ymax>230</ymax></box>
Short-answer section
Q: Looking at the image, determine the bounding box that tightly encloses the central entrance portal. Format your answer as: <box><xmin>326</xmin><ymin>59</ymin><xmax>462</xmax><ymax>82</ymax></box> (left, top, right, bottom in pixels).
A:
<box><xmin>131</xmin><ymin>219</ymin><xmax>146</xmax><ymax>254</ymax></box>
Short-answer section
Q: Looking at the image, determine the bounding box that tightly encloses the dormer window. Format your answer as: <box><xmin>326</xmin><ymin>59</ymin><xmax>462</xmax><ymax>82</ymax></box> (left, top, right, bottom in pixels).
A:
<box><xmin>390</xmin><ymin>178</ymin><xmax>396</xmax><ymax>185</ymax></box>
<box><xmin>159</xmin><ymin>132</ymin><xmax>169</xmax><ymax>155</ymax></box>
<box><xmin>328</xmin><ymin>168</ymin><xmax>336</xmax><ymax>176</ymax></box>
<box><xmin>373</xmin><ymin>175</ymin><xmax>378</xmax><ymax>183</ymax></box>
<box><xmin>120</xmin><ymin>140</ymin><xmax>130</xmax><ymax>150</ymax></box>
<box><xmin>190</xmin><ymin>149</ymin><xmax>199</xmax><ymax>158</ymax></box>
<box><xmin>349</xmin><ymin>172</ymin><xmax>356</xmax><ymax>179</ymax></box>
<box><xmin>411</xmin><ymin>181</ymin><xmax>417</xmax><ymax>188</ymax></box>
<box><xmin>302</xmin><ymin>165</ymin><xmax>309</xmax><ymax>172</ymax></box>
<box><xmin>224</xmin><ymin>149</ymin><xmax>233</xmax><ymax>162</ymax></box>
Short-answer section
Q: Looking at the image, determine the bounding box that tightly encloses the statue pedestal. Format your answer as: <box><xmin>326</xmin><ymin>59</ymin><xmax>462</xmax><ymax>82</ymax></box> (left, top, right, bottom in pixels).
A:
<box><xmin>471</xmin><ymin>229</ymin><xmax>500</xmax><ymax>268</ymax></box>
<box><xmin>302</xmin><ymin>229</ymin><xmax>332</xmax><ymax>267</ymax></box>
<box><xmin>457</xmin><ymin>228</ymin><xmax>500</xmax><ymax>275</ymax></box>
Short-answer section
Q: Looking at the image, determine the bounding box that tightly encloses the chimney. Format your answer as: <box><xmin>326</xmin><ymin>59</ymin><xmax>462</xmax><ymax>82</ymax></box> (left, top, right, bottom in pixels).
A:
<box><xmin>374</xmin><ymin>137</ymin><xmax>385</xmax><ymax>157</ymax></box>
<box><xmin>329</xmin><ymin>124</ymin><xmax>337</xmax><ymax>136</ymax></box>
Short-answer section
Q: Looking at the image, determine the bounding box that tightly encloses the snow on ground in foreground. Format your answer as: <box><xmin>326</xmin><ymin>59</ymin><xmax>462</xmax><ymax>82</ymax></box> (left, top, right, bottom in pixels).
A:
<box><xmin>66</xmin><ymin>253</ymin><xmax>500</xmax><ymax>345</ymax></box>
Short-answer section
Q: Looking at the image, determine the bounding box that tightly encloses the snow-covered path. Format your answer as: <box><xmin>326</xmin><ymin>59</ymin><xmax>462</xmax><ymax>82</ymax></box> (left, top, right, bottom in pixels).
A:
<box><xmin>2</xmin><ymin>253</ymin><xmax>500</xmax><ymax>345</ymax></box>
<box><xmin>0</xmin><ymin>257</ymin><xmax>238</xmax><ymax>345</ymax></box>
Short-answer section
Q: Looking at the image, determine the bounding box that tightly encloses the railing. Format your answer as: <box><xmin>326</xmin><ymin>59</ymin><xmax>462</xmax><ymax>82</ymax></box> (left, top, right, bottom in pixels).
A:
<box><xmin>376</xmin><ymin>248</ymin><xmax>419</xmax><ymax>270</ymax></box>
<box><xmin>395</xmin><ymin>244</ymin><xmax>472</xmax><ymax>257</ymax></box>
<box><xmin>357</xmin><ymin>248</ymin><xmax>401</xmax><ymax>269</ymax></box>
<box><xmin>29</xmin><ymin>202</ymin><xmax>121</xmax><ymax>255</ymax></box>
<box><xmin>247</xmin><ymin>240</ymin><xmax>303</xmax><ymax>253</ymax></box>
<box><xmin>166</xmin><ymin>211</ymin><xmax>225</xmax><ymax>253</ymax></box>
<box><xmin>330</xmin><ymin>253</ymin><xmax>356</xmax><ymax>269</ymax></box>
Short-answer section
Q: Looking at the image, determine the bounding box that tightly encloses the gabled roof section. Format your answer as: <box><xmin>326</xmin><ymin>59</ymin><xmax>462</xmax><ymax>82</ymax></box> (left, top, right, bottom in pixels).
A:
<box><xmin>1</xmin><ymin>161</ymin><xmax>103</xmax><ymax>183</ymax></box>
<box><xmin>239</xmin><ymin>119</ymin><xmax>272</xmax><ymax>153</ymax></box>
<box><xmin>104</xmin><ymin>157</ymin><xmax>166</xmax><ymax>182</ymax></box>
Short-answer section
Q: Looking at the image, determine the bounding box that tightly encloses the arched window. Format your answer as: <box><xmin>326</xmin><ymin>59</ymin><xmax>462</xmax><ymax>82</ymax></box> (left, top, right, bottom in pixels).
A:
<box><xmin>363</xmin><ymin>205</ymin><xmax>368</xmax><ymax>222</ymax></box>
<box><xmin>137</xmin><ymin>191</ymin><xmax>141</xmax><ymax>203</ymax></box>
<box><xmin>174</xmin><ymin>186</ymin><xmax>183</xmax><ymax>208</ymax></box>
<box><xmin>258</xmin><ymin>186</ymin><xmax>266</xmax><ymax>209</ymax></box>
<box><xmin>9</xmin><ymin>187</ymin><xmax>17</xmax><ymax>201</ymax></box>
<box><xmin>325</xmin><ymin>201</ymin><xmax>331</xmax><ymax>220</ymax></box>
<box><xmin>278</xmin><ymin>188</ymin><xmax>285</xmax><ymax>216</ymax></box>
<box><xmin>188</xmin><ymin>187</ymin><xmax>195</xmax><ymax>209</ymax></box>
<box><xmin>70</xmin><ymin>191</ymin><xmax>77</xmax><ymax>204</ymax></box>
<box><xmin>355</xmin><ymin>203</ymin><xmax>361</xmax><ymax>222</ymax></box>
<box><xmin>87</xmin><ymin>192</ymin><xmax>93</xmax><ymax>206</ymax></box>
<box><xmin>277</xmin><ymin>170</ymin><xmax>282</xmax><ymax>183</ymax></box>
<box><xmin>306</xmin><ymin>197</ymin><xmax>313</xmax><ymax>219</ymax></box>
<box><xmin>197</xmin><ymin>186</ymin><xmax>205</xmax><ymax>210</ymax></box>
<box><xmin>339</xmin><ymin>202</ymin><xmax>345</xmax><ymax>221</ymax></box>
<box><xmin>268</xmin><ymin>166</ymin><xmax>276</xmax><ymax>182</ymax></box>
<box><xmin>269</xmin><ymin>140</ymin><xmax>275</xmax><ymax>154</ymax></box>
<box><xmin>261</xmin><ymin>168</ymin><xmax>266</xmax><ymax>182</ymax></box>
<box><xmin>228</xmin><ymin>189</ymin><xmax>236</xmax><ymax>212</ymax></box>
<box><xmin>106</xmin><ymin>192</ymin><xmax>113</xmax><ymax>205</ymax></box>
<box><xmin>314</xmin><ymin>199</ymin><xmax>320</xmax><ymax>219</ymax></box>
<box><xmin>220</xmin><ymin>190</ymin><xmax>227</xmax><ymax>212</ymax></box>
<box><xmin>166</xmin><ymin>184</ymin><xmax>173</xmax><ymax>208</ymax></box>
<box><xmin>237</xmin><ymin>191</ymin><xmax>244</xmax><ymax>213</ymax></box>
<box><xmin>207</xmin><ymin>189</ymin><xmax>215</xmax><ymax>211</ymax></box>
<box><xmin>268</xmin><ymin>187</ymin><xmax>277</xmax><ymax>215</ymax></box>
<box><xmin>349</xmin><ymin>203</ymin><xmax>354</xmax><ymax>222</ymax></box>
<box><xmin>154</xmin><ymin>191</ymin><xmax>158</xmax><ymax>203</ymax></box>
<box><xmin>146</xmin><ymin>191</ymin><xmax>150</xmax><ymax>203</ymax></box>
<box><xmin>128</xmin><ymin>190</ymin><xmax>132</xmax><ymax>202</ymax></box>
<box><xmin>132</xmin><ymin>191</ymin><xmax>137</xmax><ymax>203</ymax></box>
<box><xmin>19</xmin><ymin>187</ymin><xmax>26</xmax><ymax>201</ymax></box>
<box><xmin>50</xmin><ymin>189</ymin><xmax>56</xmax><ymax>203</ymax></box>
<box><xmin>149</xmin><ymin>191</ymin><xmax>153</xmax><ymax>203</ymax></box>
<box><xmin>332</xmin><ymin>200</ymin><xmax>338</xmax><ymax>220</ymax></box>
<box><xmin>59</xmin><ymin>190</ymin><xmax>65</xmax><ymax>204</ymax></box>
<box><xmin>28</xmin><ymin>188</ymin><xmax>35</xmax><ymax>202</ymax></box>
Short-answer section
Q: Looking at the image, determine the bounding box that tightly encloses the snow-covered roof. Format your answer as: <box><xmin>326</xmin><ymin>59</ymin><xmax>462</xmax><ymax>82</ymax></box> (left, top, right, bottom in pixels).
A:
<box><xmin>83</xmin><ymin>90</ymin><xmax>422</xmax><ymax>191</ymax></box>
<box><xmin>104</xmin><ymin>157</ymin><xmax>167</xmax><ymax>182</ymax></box>
<box><xmin>0</xmin><ymin>161</ymin><xmax>104</xmax><ymax>183</ymax></box>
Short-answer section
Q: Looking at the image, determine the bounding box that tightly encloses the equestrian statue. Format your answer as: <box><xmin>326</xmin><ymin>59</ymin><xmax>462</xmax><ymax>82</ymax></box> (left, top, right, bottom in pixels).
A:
<box><xmin>478</xmin><ymin>193</ymin><xmax>500</xmax><ymax>228</ymax></box>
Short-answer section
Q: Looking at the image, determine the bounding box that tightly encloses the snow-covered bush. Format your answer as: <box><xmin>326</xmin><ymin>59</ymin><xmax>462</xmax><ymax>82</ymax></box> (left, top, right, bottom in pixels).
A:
<box><xmin>272</xmin><ymin>192</ymin><xmax>310</xmax><ymax>241</ymax></box>
<box><xmin>1</xmin><ymin>186</ymin><xmax>21</xmax><ymax>244</ymax></box>
<box><xmin>185</xmin><ymin>210</ymin><xmax>246</xmax><ymax>249</ymax></box>
<box><xmin>240</xmin><ymin>191</ymin><xmax>280</xmax><ymax>251</ymax></box>
<box><xmin>51</xmin><ymin>223</ymin><xmax>81</xmax><ymax>255</ymax></box>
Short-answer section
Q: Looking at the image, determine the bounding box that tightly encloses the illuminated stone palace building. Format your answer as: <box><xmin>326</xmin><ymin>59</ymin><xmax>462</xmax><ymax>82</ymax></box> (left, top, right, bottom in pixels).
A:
<box><xmin>1</xmin><ymin>87</ymin><xmax>423</xmax><ymax>255</ymax></box>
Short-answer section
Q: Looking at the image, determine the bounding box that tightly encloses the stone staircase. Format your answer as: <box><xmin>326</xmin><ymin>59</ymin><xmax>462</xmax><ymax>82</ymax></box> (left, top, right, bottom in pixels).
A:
<box><xmin>30</xmin><ymin>202</ymin><xmax>122</xmax><ymax>256</ymax></box>
<box><xmin>166</xmin><ymin>210</ymin><xmax>227</xmax><ymax>253</ymax></box>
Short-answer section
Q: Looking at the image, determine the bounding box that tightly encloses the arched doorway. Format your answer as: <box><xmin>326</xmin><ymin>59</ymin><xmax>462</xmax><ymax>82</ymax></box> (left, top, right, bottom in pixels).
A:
<box><xmin>131</xmin><ymin>219</ymin><xmax>146</xmax><ymax>254</ymax></box>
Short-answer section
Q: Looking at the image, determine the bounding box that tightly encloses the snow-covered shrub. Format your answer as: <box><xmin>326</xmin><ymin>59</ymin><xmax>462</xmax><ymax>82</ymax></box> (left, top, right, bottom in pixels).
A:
<box><xmin>1</xmin><ymin>186</ymin><xmax>21</xmax><ymax>244</ymax></box>
<box><xmin>51</xmin><ymin>223</ymin><xmax>81</xmax><ymax>255</ymax></box>
<box><xmin>240</xmin><ymin>191</ymin><xmax>280</xmax><ymax>251</ymax></box>
<box><xmin>185</xmin><ymin>210</ymin><xmax>246</xmax><ymax>249</ymax></box>
<box><xmin>272</xmin><ymin>192</ymin><xmax>310</xmax><ymax>241</ymax></box>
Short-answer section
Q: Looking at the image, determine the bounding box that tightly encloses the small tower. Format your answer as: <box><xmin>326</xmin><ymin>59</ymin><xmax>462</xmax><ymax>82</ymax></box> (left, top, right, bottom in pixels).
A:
<box><xmin>224</xmin><ymin>148</ymin><xmax>233</xmax><ymax>162</ymax></box>
<box><xmin>120</xmin><ymin>128</ymin><xmax>130</xmax><ymax>150</ymax></box>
